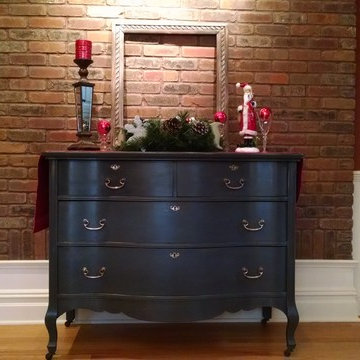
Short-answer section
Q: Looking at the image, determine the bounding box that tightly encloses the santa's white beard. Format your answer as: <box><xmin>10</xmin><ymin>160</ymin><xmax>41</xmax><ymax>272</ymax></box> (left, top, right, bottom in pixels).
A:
<box><xmin>244</xmin><ymin>93</ymin><xmax>252</xmax><ymax>103</ymax></box>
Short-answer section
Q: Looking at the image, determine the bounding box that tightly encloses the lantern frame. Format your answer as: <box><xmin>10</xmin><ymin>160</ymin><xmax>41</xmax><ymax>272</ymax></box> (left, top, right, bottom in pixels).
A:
<box><xmin>68</xmin><ymin>58</ymin><xmax>99</xmax><ymax>150</ymax></box>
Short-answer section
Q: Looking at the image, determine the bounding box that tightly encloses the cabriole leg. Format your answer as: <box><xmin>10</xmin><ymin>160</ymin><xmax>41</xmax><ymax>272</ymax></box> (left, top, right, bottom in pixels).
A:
<box><xmin>65</xmin><ymin>309</ymin><xmax>75</xmax><ymax>327</ymax></box>
<box><xmin>45</xmin><ymin>310</ymin><xmax>57</xmax><ymax>360</ymax></box>
<box><xmin>284</xmin><ymin>304</ymin><xmax>299</xmax><ymax>356</ymax></box>
<box><xmin>261</xmin><ymin>306</ymin><xmax>272</xmax><ymax>324</ymax></box>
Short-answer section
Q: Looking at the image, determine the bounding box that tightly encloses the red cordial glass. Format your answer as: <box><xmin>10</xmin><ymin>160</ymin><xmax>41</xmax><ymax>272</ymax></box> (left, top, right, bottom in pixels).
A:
<box><xmin>97</xmin><ymin>119</ymin><xmax>111</xmax><ymax>151</ymax></box>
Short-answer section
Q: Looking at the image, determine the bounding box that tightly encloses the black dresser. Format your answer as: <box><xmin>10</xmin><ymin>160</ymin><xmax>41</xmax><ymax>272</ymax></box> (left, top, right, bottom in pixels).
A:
<box><xmin>43</xmin><ymin>151</ymin><xmax>302</xmax><ymax>359</ymax></box>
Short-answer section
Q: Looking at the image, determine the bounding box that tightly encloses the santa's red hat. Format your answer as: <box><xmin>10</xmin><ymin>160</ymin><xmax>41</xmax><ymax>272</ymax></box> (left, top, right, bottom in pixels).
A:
<box><xmin>236</xmin><ymin>82</ymin><xmax>252</xmax><ymax>91</ymax></box>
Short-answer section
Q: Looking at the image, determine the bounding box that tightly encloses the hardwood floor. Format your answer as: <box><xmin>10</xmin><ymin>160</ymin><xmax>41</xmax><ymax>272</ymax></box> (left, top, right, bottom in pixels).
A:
<box><xmin>0</xmin><ymin>322</ymin><xmax>359</xmax><ymax>359</ymax></box>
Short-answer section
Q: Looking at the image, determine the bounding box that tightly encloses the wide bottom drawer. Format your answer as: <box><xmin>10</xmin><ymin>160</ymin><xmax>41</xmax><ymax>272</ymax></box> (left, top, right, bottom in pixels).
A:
<box><xmin>58</xmin><ymin>246</ymin><xmax>286</xmax><ymax>296</ymax></box>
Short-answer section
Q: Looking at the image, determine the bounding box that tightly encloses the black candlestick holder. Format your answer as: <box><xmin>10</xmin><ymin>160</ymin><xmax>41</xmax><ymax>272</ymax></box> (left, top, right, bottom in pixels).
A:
<box><xmin>68</xmin><ymin>58</ymin><xmax>99</xmax><ymax>151</ymax></box>
<box><xmin>74</xmin><ymin>58</ymin><xmax>93</xmax><ymax>81</ymax></box>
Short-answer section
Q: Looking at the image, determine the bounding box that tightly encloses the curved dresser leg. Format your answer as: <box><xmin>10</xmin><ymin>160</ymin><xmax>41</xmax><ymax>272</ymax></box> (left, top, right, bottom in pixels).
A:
<box><xmin>45</xmin><ymin>310</ymin><xmax>57</xmax><ymax>360</ymax></box>
<box><xmin>261</xmin><ymin>306</ymin><xmax>272</xmax><ymax>324</ymax></box>
<box><xmin>284</xmin><ymin>304</ymin><xmax>299</xmax><ymax>357</ymax></box>
<box><xmin>65</xmin><ymin>309</ymin><xmax>75</xmax><ymax>327</ymax></box>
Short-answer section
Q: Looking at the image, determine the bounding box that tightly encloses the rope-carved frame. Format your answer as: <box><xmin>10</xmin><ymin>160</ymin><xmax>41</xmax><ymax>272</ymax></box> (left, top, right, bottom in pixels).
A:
<box><xmin>111</xmin><ymin>20</ymin><xmax>228</xmax><ymax>133</ymax></box>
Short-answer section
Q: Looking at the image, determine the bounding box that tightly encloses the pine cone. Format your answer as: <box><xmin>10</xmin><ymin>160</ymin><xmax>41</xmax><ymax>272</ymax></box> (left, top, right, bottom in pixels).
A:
<box><xmin>163</xmin><ymin>116</ymin><xmax>182</xmax><ymax>133</ymax></box>
<box><xmin>192</xmin><ymin>121</ymin><xmax>209</xmax><ymax>135</ymax></box>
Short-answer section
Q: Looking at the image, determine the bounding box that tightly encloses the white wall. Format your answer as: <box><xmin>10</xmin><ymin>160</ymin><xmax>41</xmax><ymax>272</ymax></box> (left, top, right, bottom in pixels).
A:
<box><xmin>0</xmin><ymin>259</ymin><xmax>358</xmax><ymax>324</ymax></box>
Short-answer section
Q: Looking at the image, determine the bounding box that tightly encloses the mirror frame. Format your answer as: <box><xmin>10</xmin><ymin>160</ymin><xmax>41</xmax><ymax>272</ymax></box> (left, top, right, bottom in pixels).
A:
<box><xmin>111</xmin><ymin>20</ymin><xmax>228</xmax><ymax>133</ymax></box>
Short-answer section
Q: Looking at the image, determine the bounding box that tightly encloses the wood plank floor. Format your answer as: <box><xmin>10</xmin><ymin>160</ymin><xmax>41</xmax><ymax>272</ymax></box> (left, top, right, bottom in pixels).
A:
<box><xmin>0</xmin><ymin>322</ymin><xmax>359</xmax><ymax>359</ymax></box>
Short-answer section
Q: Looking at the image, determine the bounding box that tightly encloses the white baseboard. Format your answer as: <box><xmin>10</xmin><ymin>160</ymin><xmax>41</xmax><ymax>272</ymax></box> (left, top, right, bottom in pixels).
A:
<box><xmin>0</xmin><ymin>259</ymin><xmax>359</xmax><ymax>324</ymax></box>
<box><xmin>353</xmin><ymin>171</ymin><xmax>360</xmax><ymax>314</ymax></box>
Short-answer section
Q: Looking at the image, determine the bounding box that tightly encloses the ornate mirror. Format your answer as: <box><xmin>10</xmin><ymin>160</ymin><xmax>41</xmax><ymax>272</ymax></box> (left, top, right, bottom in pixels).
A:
<box><xmin>111</xmin><ymin>20</ymin><xmax>228</xmax><ymax>146</ymax></box>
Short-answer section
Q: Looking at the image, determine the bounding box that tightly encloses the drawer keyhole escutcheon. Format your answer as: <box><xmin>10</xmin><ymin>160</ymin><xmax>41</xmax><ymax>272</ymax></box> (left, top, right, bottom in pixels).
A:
<box><xmin>83</xmin><ymin>218</ymin><xmax>106</xmax><ymax>231</ymax></box>
<box><xmin>229</xmin><ymin>164</ymin><xmax>239</xmax><ymax>171</ymax></box>
<box><xmin>82</xmin><ymin>266</ymin><xmax>106</xmax><ymax>279</ymax></box>
<box><xmin>169</xmin><ymin>251</ymin><xmax>180</xmax><ymax>259</ymax></box>
<box><xmin>110</xmin><ymin>164</ymin><xmax>120</xmax><ymax>171</ymax></box>
<box><xmin>242</xmin><ymin>266</ymin><xmax>264</xmax><ymax>279</ymax></box>
<box><xmin>170</xmin><ymin>205</ymin><xmax>181</xmax><ymax>212</ymax></box>
<box><xmin>105</xmin><ymin>177</ymin><xmax>126</xmax><ymax>189</ymax></box>
<box><xmin>223</xmin><ymin>178</ymin><xmax>245</xmax><ymax>190</ymax></box>
<box><xmin>242</xmin><ymin>219</ymin><xmax>265</xmax><ymax>231</ymax></box>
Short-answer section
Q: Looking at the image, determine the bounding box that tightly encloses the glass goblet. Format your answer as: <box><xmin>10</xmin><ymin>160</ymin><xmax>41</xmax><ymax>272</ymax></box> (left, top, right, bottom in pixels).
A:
<box><xmin>97</xmin><ymin>119</ymin><xmax>111</xmax><ymax>151</ymax></box>
<box><xmin>257</xmin><ymin>107</ymin><xmax>272</xmax><ymax>152</ymax></box>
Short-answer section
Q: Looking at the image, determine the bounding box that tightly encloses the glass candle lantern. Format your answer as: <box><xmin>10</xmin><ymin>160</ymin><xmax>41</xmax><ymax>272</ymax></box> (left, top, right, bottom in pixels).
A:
<box><xmin>68</xmin><ymin>49</ymin><xmax>99</xmax><ymax>150</ymax></box>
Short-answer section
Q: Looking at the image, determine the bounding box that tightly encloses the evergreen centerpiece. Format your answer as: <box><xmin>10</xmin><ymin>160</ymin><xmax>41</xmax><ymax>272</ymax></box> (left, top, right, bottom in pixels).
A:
<box><xmin>116</xmin><ymin>111</ymin><xmax>226</xmax><ymax>152</ymax></box>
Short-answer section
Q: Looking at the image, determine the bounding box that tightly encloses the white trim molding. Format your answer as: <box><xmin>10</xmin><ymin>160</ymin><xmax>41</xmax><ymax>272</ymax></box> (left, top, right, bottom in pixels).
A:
<box><xmin>352</xmin><ymin>170</ymin><xmax>360</xmax><ymax>314</ymax></box>
<box><xmin>0</xmin><ymin>259</ymin><xmax>359</xmax><ymax>324</ymax></box>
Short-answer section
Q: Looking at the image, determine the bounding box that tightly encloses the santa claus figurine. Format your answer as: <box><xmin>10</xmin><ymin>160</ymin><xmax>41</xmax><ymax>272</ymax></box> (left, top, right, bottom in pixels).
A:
<box><xmin>235</xmin><ymin>82</ymin><xmax>259</xmax><ymax>153</ymax></box>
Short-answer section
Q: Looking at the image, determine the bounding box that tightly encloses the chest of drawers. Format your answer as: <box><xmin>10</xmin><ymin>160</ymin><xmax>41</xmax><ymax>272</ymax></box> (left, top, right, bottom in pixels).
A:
<box><xmin>43</xmin><ymin>151</ymin><xmax>302</xmax><ymax>359</ymax></box>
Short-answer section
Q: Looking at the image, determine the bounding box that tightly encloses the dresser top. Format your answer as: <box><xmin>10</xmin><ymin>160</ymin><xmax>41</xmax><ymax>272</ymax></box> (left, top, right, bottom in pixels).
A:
<box><xmin>43</xmin><ymin>151</ymin><xmax>303</xmax><ymax>162</ymax></box>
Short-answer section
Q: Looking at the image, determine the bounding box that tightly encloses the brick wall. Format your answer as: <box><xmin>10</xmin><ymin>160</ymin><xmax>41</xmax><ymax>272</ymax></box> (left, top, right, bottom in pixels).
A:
<box><xmin>124</xmin><ymin>34</ymin><xmax>216</xmax><ymax>121</ymax></box>
<box><xmin>0</xmin><ymin>0</ymin><xmax>356</xmax><ymax>260</ymax></box>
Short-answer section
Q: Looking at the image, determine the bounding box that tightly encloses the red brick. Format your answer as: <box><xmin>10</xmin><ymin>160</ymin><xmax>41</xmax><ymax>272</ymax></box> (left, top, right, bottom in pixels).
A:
<box><xmin>237</xmin><ymin>11</ymin><xmax>272</xmax><ymax>23</ymax></box>
<box><xmin>180</xmin><ymin>71</ymin><xmax>215</xmax><ymax>83</ymax></box>
<box><xmin>181</xmin><ymin>95</ymin><xmax>215</xmax><ymax>107</ymax></box>
<box><xmin>47</xmin><ymin>131</ymin><xmax>77</xmax><ymax>142</ymax></box>
<box><xmin>29</xmin><ymin>92</ymin><xmax>66</xmax><ymax>104</ymax></box>
<box><xmin>220</xmin><ymin>0</ymin><xmax>255</xmax><ymax>10</ymax></box>
<box><xmin>29</xmin><ymin>42</ymin><xmax>66</xmax><ymax>53</ymax></box>
<box><xmin>29</xmin><ymin>67</ymin><xmax>66</xmax><ymax>79</ymax></box>
<box><xmin>29</xmin><ymin>17</ymin><xmax>65</xmax><ymax>29</ymax></box>
<box><xmin>143</xmin><ymin>71</ymin><xmax>163</xmax><ymax>82</ymax></box>
<box><xmin>47</xmin><ymin>5</ymin><xmax>84</xmax><ymax>17</ymax></box>
<box><xmin>9</xmin><ymin>180</ymin><xmax>38</xmax><ymax>192</ymax></box>
<box><xmin>290</xmin><ymin>25</ymin><xmax>321</xmax><ymax>36</ymax></box>
<box><xmin>0</xmin><ymin>143</ymin><xmax>27</xmax><ymax>153</ymax></box>
<box><xmin>321</xmin><ymin>50</ymin><xmax>355</xmax><ymax>62</ymax></box>
<box><xmin>0</xmin><ymin>17</ymin><xmax>27</xmax><ymax>28</ymax></box>
<box><xmin>144</xmin><ymin>45</ymin><xmax>179</xmax><ymax>57</ymax></box>
<box><xmin>67</xmin><ymin>18</ymin><xmax>105</xmax><ymax>30</ymax></box>
<box><xmin>143</xmin><ymin>95</ymin><xmax>179</xmax><ymax>107</ymax></box>
<box><xmin>9</xmin><ymin>54</ymin><xmax>47</xmax><ymax>65</ymax></box>
<box><xmin>10</xmin><ymin>4</ymin><xmax>46</xmax><ymax>15</ymax></box>
<box><xmin>10</xmin><ymin>79</ymin><xmax>46</xmax><ymax>90</ymax></box>
<box><xmin>182</xmin><ymin>46</ymin><xmax>215</xmax><ymax>58</ymax></box>
<box><xmin>289</xmin><ymin>49</ymin><xmax>321</xmax><ymax>61</ymax></box>
<box><xmin>124</xmin><ymin>44</ymin><xmax>142</xmax><ymax>56</ymax></box>
<box><xmin>28</xmin><ymin>118</ymin><xmax>65</xmax><ymax>130</ymax></box>
<box><xmin>200</xmin><ymin>10</ymin><xmax>236</xmax><ymax>22</ymax></box>
<box><xmin>0</xmin><ymin>217</ymin><xmax>27</xmax><ymax>228</ymax></box>
<box><xmin>272</xmin><ymin>61</ymin><xmax>307</xmax><ymax>72</ymax></box>
<box><xmin>322</xmin><ymin>98</ymin><xmax>355</xmax><ymax>110</ymax></box>
<box><xmin>254</xmin><ymin>73</ymin><xmax>288</xmax><ymax>84</ymax></box>
<box><xmin>126</xmin><ymin>107</ymin><xmax>160</xmax><ymax>119</ymax></box>
<box><xmin>308</xmin><ymin>86</ymin><xmax>339</xmax><ymax>97</ymax></box>
<box><xmin>236</xmin><ymin>60</ymin><xmax>271</xmax><ymax>72</ymax></box>
<box><xmin>0</xmin><ymin>66</ymin><xmax>27</xmax><ymax>78</ymax></box>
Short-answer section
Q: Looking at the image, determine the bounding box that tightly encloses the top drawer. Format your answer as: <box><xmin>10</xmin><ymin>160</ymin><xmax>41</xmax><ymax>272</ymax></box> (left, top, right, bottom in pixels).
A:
<box><xmin>57</xmin><ymin>160</ymin><xmax>173</xmax><ymax>197</ymax></box>
<box><xmin>177</xmin><ymin>161</ymin><xmax>288</xmax><ymax>197</ymax></box>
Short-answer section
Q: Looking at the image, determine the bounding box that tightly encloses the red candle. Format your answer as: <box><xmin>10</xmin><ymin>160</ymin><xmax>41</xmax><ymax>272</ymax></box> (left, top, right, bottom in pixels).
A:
<box><xmin>75</xmin><ymin>40</ymin><xmax>92</xmax><ymax>60</ymax></box>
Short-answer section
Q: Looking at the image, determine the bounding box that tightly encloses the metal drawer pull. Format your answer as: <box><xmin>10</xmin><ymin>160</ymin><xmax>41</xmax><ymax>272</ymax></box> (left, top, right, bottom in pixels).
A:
<box><xmin>105</xmin><ymin>177</ymin><xmax>126</xmax><ymax>189</ymax></box>
<box><xmin>170</xmin><ymin>205</ymin><xmax>181</xmax><ymax>212</ymax></box>
<box><xmin>242</xmin><ymin>266</ymin><xmax>264</xmax><ymax>279</ymax></box>
<box><xmin>242</xmin><ymin>219</ymin><xmax>265</xmax><ymax>231</ymax></box>
<box><xmin>169</xmin><ymin>251</ymin><xmax>180</xmax><ymax>259</ymax></box>
<box><xmin>223</xmin><ymin>178</ymin><xmax>245</xmax><ymax>190</ymax></box>
<box><xmin>83</xmin><ymin>218</ymin><xmax>106</xmax><ymax>231</ymax></box>
<box><xmin>82</xmin><ymin>266</ymin><xmax>106</xmax><ymax>279</ymax></box>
